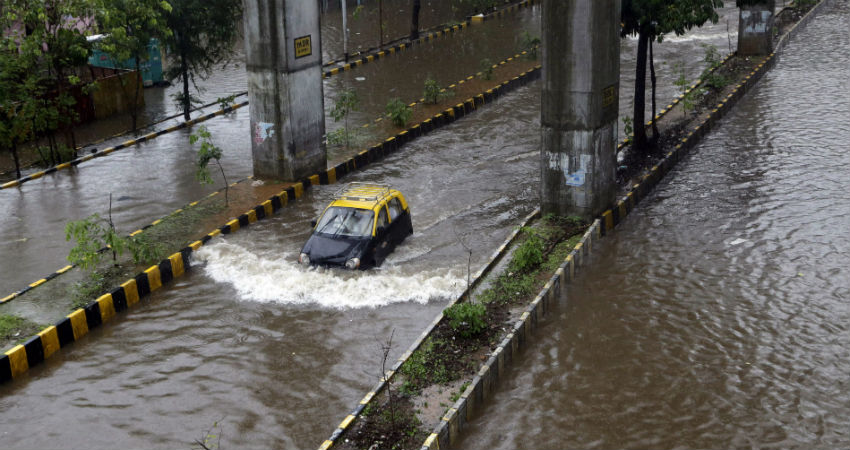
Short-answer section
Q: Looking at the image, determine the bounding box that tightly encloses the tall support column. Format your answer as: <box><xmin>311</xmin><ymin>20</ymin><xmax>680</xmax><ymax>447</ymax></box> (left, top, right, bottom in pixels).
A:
<box><xmin>540</xmin><ymin>0</ymin><xmax>620</xmax><ymax>219</ymax></box>
<box><xmin>243</xmin><ymin>0</ymin><xmax>326</xmax><ymax>181</ymax></box>
<box><xmin>738</xmin><ymin>0</ymin><xmax>776</xmax><ymax>56</ymax></box>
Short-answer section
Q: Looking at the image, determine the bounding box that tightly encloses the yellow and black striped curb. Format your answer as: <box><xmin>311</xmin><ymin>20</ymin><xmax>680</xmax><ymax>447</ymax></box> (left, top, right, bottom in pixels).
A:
<box><xmin>0</xmin><ymin>177</ymin><xmax>253</xmax><ymax>306</ymax></box>
<box><xmin>617</xmin><ymin>51</ymin><xmax>735</xmax><ymax>152</ymax></box>
<box><xmin>318</xmin><ymin>208</ymin><xmax>541</xmax><ymax>450</ymax></box>
<box><xmin>0</xmin><ymin>0</ymin><xmax>542</xmax><ymax>191</ymax></box>
<box><xmin>357</xmin><ymin>49</ymin><xmax>537</xmax><ymax>131</ymax></box>
<box><xmin>1</xmin><ymin>60</ymin><xmax>544</xmax><ymax>386</ymax></box>
<box><xmin>0</xmin><ymin>101</ymin><xmax>249</xmax><ymax>191</ymax></box>
<box><xmin>418</xmin><ymin>3</ymin><xmax>832</xmax><ymax>447</ymax></box>
<box><xmin>420</xmin><ymin>219</ymin><xmax>600</xmax><ymax>450</ymax></box>
<box><xmin>321</xmin><ymin>0</ymin><xmax>539</xmax><ymax>79</ymax></box>
<box><xmin>0</xmin><ymin>92</ymin><xmax>249</xmax><ymax>182</ymax></box>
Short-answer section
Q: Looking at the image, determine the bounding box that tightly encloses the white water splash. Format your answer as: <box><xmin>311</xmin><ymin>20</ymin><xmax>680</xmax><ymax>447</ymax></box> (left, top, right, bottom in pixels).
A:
<box><xmin>194</xmin><ymin>240</ymin><xmax>464</xmax><ymax>308</ymax></box>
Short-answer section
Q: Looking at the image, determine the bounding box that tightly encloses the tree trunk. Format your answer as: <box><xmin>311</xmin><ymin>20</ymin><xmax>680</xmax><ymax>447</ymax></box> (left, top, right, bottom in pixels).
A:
<box><xmin>632</xmin><ymin>28</ymin><xmax>649</xmax><ymax>152</ymax></box>
<box><xmin>130</xmin><ymin>59</ymin><xmax>142</xmax><ymax>132</ymax></box>
<box><xmin>378</xmin><ymin>0</ymin><xmax>384</xmax><ymax>47</ymax></box>
<box><xmin>649</xmin><ymin>37</ymin><xmax>659</xmax><ymax>141</ymax></box>
<box><xmin>181</xmin><ymin>47</ymin><xmax>191</xmax><ymax>121</ymax></box>
<box><xmin>411</xmin><ymin>0</ymin><xmax>421</xmax><ymax>40</ymax></box>
<box><xmin>11</xmin><ymin>142</ymin><xmax>22</xmax><ymax>179</ymax></box>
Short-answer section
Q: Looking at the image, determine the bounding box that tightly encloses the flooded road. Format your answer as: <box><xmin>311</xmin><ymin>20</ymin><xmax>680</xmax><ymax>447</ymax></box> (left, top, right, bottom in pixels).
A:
<box><xmin>455</xmin><ymin>3</ymin><xmax>850</xmax><ymax>449</ymax></box>
<box><xmin>0</xmin><ymin>85</ymin><xmax>541</xmax><ymax>449</ymax></box>
<box><xmin>0</xmin><ymin>2</ymin><xmax>770</xmax><ymax>447</ymax></box>
<box><xmin>0</xmin><ymin>2</ymin><xmax>739</xmax><ymax>294</ymax></box>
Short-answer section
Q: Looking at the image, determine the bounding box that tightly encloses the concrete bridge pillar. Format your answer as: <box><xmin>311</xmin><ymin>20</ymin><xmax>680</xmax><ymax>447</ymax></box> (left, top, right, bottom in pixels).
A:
<box><xmin>242</xmin><ymin>0</ymin><xmax>326</xmax><ymax>181</ymax></box>
<box><xmin>540</xmin><ymin>0</ymin><xmax>620</xmax><ymax>219</ymax></box>
<box><xmin>737</xmin><ymin>0</ymin><xmax>776</xmax><ymax>56</ymax></box>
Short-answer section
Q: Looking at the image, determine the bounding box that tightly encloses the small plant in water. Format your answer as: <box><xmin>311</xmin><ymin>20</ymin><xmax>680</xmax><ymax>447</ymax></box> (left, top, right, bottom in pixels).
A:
<box><xmin>386</xmin><ymin>98</ymin><xmax>412</xmax><ymax>128</ymax></box>
<box><xmin>190</xmin><ymin>125</ymin><xmax>229</xmax><ymax>206</ymax></box>
<box><xmin>622</xmin><ymin>115</ymin><xmax>634</xmax><ymax>139</ymax></box>
<box><xmin>520</xmin><ymin>30</ymin><xmax>541</xmax><ymax>59</ymax></box>
<box><xmin>329</xmin><ymin>88</ymin><xmax>360</xmax><ymax>150</ymax></box>
<box><xmin>478</xmin><ymin>58</ymin><xmax>494</xmax><ymax>80</ymax></box>
<box><xmin>423</xmin><ymin>76</ymin><xmax>452</xmax><ymax>105</ymax></box>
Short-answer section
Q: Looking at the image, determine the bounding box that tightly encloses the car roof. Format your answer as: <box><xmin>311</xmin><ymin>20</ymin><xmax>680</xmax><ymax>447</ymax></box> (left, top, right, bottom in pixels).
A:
<box><xmin>329</xmin><ymin>183</ymin><xmax>402</xmax><ymax>210</ymax></box>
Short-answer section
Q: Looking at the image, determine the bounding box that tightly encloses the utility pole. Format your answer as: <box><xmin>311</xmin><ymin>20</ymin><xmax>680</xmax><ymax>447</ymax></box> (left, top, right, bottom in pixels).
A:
<box><xmin>341</xmin><ymin>0</ymin><xmax>349</xmax><ymax>61</ymax></box>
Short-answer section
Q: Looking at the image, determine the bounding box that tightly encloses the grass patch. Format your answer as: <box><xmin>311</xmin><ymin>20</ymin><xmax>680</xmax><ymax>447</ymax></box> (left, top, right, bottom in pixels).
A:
<box><xmin>1</xmin><ymin>314</ymin><xmax>45</xmax><ymax>350</ymax></box>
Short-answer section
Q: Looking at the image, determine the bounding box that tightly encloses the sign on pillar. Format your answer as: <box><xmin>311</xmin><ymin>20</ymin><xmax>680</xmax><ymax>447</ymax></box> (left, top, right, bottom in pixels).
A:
<box><xmin>243</xmin><ymin>0</ymin><xmax>326</xmax><ymax>182</ymax></box>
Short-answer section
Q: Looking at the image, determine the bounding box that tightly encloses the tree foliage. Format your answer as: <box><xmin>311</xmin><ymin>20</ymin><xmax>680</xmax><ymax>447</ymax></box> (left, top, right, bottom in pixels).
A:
<box><xmin>621</xmin><ymin>0</ymin><xmax>723</xmax><ymax>152</ymax></box>
<box><xmin>1</xmin><ymin>0</ymin><xmax>100</xmax><ymax>175</ymax></box>
<box><xmin>190</xmin><ymin>125</ymin><xmax>229</xmax><ymax>205</ymax></box>
<box><xmin>164</xmin><ymin>0</ymin><xmax>242</xmax><ymax>121</ymax></box>
<box><xmin>95</xmin><ymin>0</ymin><xmax>172</xmax><ymax>131</ymax></box>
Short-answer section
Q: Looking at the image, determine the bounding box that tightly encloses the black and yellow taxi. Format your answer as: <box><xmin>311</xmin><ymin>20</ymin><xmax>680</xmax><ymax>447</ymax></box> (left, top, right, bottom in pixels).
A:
<box><xmin>299</xmin><ymin>183</ymin><xmax>413</xmax><ymax>269</ymax></box>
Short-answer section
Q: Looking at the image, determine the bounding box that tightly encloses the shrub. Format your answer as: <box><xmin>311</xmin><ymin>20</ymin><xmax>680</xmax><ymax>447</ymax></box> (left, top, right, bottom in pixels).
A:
<box><xmin>423</xmin><ymin>76</ymin><xmax>451</xmax><ymax>104</ymax></box>
<box><xmin>386</xmin><ymin>98</ymin><xmax>412</xmax><ymax>127</ymax></box>
<box><xmin>444</xmin><ymin>302</ymin><xmax>487</xmax><ymax>338</ymax></box>
<box><xmin>509</xmin><ymin>229</ymin><xmax>544</xmax><ymax>274</ymax></box>
<box><xmin>478</xmin><ymin>58</ymin><xmax>494</xmax><ymax>80</ymax></box>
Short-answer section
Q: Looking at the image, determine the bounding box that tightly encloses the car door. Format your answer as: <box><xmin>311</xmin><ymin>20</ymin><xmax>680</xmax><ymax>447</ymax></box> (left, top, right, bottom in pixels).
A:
<box><xmin>373</xmin><ymin>204</ymin><xmax>391</xmax><ymax>265</ymax></box>
<box><xmin>386</xmin><ymin>196</ymin><xmax>404</xmax><ymax>245</ymax></box>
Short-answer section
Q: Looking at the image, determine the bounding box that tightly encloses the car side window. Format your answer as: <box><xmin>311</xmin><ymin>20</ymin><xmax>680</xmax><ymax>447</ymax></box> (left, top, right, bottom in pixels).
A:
<box><xmin>388</xmin><ymin>197</ymin><xmax>403</xmax><ymax>221</ymax></box>
<box><xmin>376</xmin><ymin>206</ymin><xmax>389</xmax><ymax>232</ymax></box>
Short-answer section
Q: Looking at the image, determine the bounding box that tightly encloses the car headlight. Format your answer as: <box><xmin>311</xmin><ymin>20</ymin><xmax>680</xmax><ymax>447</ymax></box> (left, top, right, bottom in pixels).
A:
<box><xmin>299</xmin><ymin>253</ymin><xmax>310</xmax><ymax>265</ymax></box>
<box><xmin>345</xmin><ymin>258</ymin><xmax>360</xmax><ymax>270</ymax></box>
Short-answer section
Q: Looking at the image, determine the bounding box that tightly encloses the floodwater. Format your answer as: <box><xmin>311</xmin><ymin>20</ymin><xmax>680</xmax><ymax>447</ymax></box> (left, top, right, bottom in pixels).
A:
<box><xmin>0</xmin><ymin>3</ymin><xmax>771</xmax><ymax>449</ymax></box>
<box><xmin>0</xmin><ymin>2</ymin><xmax>739</xmax><ymax>295</ymax></box>
<box><xmin>455</xmin><ymin>2</ymin><xmax>850</xmax><ymax>449</ymax></box>
<box><xmin>0</xmin><ymin>84</ymin><xmax>540</xmax><ymax>449</ymax></box>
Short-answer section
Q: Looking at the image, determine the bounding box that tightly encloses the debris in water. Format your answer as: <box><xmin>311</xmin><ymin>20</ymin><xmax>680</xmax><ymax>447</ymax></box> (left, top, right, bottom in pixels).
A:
<box><xmin>729</xmin><ymin>238</ymin><xmax>748</xmax><ymax>246</ymax></box>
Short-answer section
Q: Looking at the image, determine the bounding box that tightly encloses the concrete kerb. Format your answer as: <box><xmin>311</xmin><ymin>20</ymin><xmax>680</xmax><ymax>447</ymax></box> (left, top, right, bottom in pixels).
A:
<box><xmin>0</xmin><ymin>1</ymin><xmax>547</xmax><ymax>191</ymax></box>
<box><xmin>358</xmin><ymin>49</ymin><xmax>538</xmax><ymax>132</ymax></box>
<box><xmin>1</xmin><ymin>61</ymin><xmax>545</xmax><ymax>386</ymax></box>
<box><xmin>318</xmin><ymin>208</ymin><xmax>540</xmax><ymax>450</ymax></box>
<box><xmin>0</xmin><ymin>101</ymin><xmax>250</xmax><ymax>191</ymax></box>
<box><xmin>616</xmin><ymin>51</ymin><xmax>734</xmax><ymax>152</ymax></box>
<box><xmin>420</xmin><ymin>218</ymin><xmax>600</xmax><ymax>450</ymax></box>
<box><xmin>418</xmin><ymin>3</ymin><xmax>831</xmax><ymax>448</ymax></box>
<box><xmin>321</xmin><ymin>0</ymin><xmax>540</xmax><ymax>79</ymax></box>
<box><xmin>0</xmin><ymin>176</ymin><xmax>254</xmax><ymax>306</ymax></box>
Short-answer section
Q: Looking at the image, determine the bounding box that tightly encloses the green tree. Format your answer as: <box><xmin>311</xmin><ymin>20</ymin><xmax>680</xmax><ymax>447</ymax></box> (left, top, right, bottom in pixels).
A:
<box><xmin>190</xmin><ymin>125</ymin><xmax>229</xmax><ymax>205</ymax></box>
<box><xmin>164</xmin><ymin>0</ymin><xmax>242</xmax><ymax>121</ymax></box>
<box><xmin>621</xmin><ymin>0</ymin><xmax>723</xmax><ymax>152</ymax></box>
<box><xmin>1</xmin><ymin>0</ymin><xmax>97</xmax><ymax>169</ymax></box>
<box><xmin>96</xmin><ymin>0</ymin><xmax>173</xmax><ymax>131</ymax></box>
<box><xmin>329</xmin><ymin>88</ymin><xmax>360</xmax><ymax>150</ymax></box>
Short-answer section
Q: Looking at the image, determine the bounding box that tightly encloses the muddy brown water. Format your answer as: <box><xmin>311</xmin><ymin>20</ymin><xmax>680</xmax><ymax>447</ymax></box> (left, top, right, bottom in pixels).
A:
<box><xmin>455</xmin><ymin>3</ymin><xmax>850</xmax><ymax>449</ymax></box>
<box><xmin>0</xmin><ymin>3</ymin><xmax>762</xmax><ymax>449</ymax></box>
<box><xmin>0</xmin><ymin>2</ymin><xmax>739</xmax><ymax>298</ymax></box>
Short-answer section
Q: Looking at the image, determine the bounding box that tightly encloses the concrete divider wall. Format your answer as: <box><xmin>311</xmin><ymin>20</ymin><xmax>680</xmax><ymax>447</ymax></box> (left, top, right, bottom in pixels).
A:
<box><xmin>419</xmin><ymin>1</ymin><xmax>833</xmax><ymax>448</ymax></box>
<box><xmin>0</xmin><ymin>64</ymin><xmax>544</xmax><ymax>385</ymax></box>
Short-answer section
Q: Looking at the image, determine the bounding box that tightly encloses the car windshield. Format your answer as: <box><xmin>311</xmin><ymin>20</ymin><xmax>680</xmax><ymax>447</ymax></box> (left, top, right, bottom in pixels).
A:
<box><xmin>315</xmin><ymin>206</ymin><xmax>374</xmax><ymax>237</ymax></box>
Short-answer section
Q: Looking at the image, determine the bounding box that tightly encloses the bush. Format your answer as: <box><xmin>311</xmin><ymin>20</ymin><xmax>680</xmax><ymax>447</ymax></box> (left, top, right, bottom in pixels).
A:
<box><xmin>509</xmin><ymin>230</ymin><xmax>544</xmax><ymax>274</ymax></box>
<box><xmin>423</xmin><ymin>76</ymin><xmax>451</xmax><ymax>105</ymax></box>
<box><xmin>444</xmin><ymin>302</ymin><xmax>487</xmax><ymax>338</ymax></box>
<box><xmin>478</xmin><ymin>58</ymin><xmax>494</xmax><ymax>80</ymax></box>
<box><xmin>386</xmin><ymin>98</ymin><xmax>412</xmax><ymax>128</ymax></box>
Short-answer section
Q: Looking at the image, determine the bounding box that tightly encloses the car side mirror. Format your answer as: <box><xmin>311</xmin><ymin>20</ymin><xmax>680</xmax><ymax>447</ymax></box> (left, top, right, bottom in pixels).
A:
<box><xmin>310</xmin><ymin>219</ymin><xmax>317</xmax><ymax>228</ymax></box>
<box><xmin>376</xmin><ymin>226</ymin><xmax>387</xmax><ymax>238</ymax></box>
